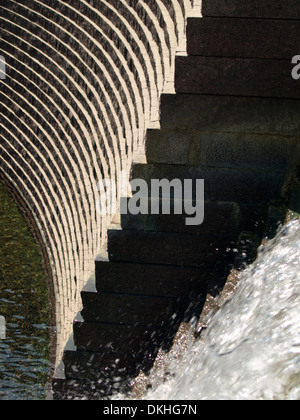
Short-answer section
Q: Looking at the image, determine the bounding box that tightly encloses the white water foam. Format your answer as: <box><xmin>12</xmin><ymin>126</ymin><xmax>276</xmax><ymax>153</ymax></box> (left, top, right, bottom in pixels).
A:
<box><xmin>144</xmin><ymin>219</ymin><xmax>300</xmax><ymax>400</ymax></box>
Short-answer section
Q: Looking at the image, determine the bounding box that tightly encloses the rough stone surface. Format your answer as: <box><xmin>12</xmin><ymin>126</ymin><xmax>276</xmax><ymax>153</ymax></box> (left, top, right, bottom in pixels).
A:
<box><xmin>202</xmin><ymin>0</ymin><xmax>300</xmax><ymax>19</ymax></box>
<box><xmin>121</xmin><ymin>199</ymin><xmax>240</xmax><ymax>240</ymax></box>
<box><xmin>52</xmin><ymin>376</ymin><xmax>128</xmax><ymax>400</ymax></box>
<box><xmin>160</xmin><ymin>94</ymin><xmax>300</xmax><ymax>136</ymax></box>
<box><xmin>146</xmin><ymin>129</ymin><xmax>298</xmax><ymax>171</ymax></box>
<box><xmin>49</xmin><ymin>1</ymin><xmax>300</xmax><ymax>400</ymax></box>
<box><xmin>187</xmin><ymin>18</ymin><xmax>300</xmax><ymax>59</ymax></box>
<box><xmin>73</xmin><ymin>319</ymin><xmax>156</xmax><ymax>355</ymax></box>
<box><xmin>81</xmin><ymin>291</ymin><xmax>186</xmax><ymax>326</ymax></box>
<box><xmin>146</xmin><ymin>128</ymin><xmax>191</xmax><ymax>165</ymax></box>
<box><xmin>0</xmin><ymin>0</ymin><xmax>197</xmax><ymax>368</ymax></box>
<box><xmin>132</xmin><ymin>164</ymin><xmax>288</xmax><ymax>204</ymax></box>
<box><xmin>95</xmin><ymin>260</ymin><xmax>211</xmax><ymax>297</ymax></box>
<box><xmin>175</xmin><ymin>57</ymin><xmax>300</xmax><ymax>99</ymax></box>
<box><xmin>189</xmin><ymin>132</ymin><xmax>297</xmax><ymax>171</ymax></box>
<box><xmin>108</xmin><ymin>228</ymin><xmax>226</xmax><ymax>268</ymax></box>
<box><xmin>63</xmin><ymin>347</ymin><xmax>138</xmax><ymax>381</ymax></box>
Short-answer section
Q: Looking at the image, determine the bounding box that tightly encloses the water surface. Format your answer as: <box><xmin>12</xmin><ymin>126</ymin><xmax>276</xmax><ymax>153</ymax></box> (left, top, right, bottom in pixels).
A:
<box><xmin>0</xmin><ymin>181</ymin><xmax>53</xmax><ymax>400</ymax></box>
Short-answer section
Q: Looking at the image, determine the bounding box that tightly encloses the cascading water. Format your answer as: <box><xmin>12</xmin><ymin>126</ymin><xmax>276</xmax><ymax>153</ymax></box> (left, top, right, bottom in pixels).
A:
<box><xmin>142</xmin><ymin>219</ymin><xmax>300</xmax><ymax>400</ymax></box>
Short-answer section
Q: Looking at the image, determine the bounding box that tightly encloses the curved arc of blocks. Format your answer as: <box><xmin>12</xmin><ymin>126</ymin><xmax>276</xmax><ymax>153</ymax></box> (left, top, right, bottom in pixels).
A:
<box><xmin>0</xmin><ymin>42</ymin><xmax>100</xmax><ymax>247</ymax></box>
<box><xmin>1</xmin><ymin>16</ymin><xmax>117</xmax><ymax>179</ymax></box>
<box><xmin>55</xmin><ymin>0</ymin><xmax>152</xmax><ymax>121</ymax></box>
<box><xmin>0</xmin><ymin>56</ymin><xmax>105</xmax><ymax>290</ymax></box>
<box><xmin>0</xmin><ymin>104</ymin><xmax>82</xmax><ymax>301</ymax></box>
<box><xmin>0</xmin><ymin>33</ymin><xmax>114</xmax><ymax>255</ymax></box>
<box><xmin>0</xmin><ymin>148</ymin><xmax>74</xmax><ymax>344</ymax></box>
<box><xmin>0</xmin><ymin>68</ymin><xmax>92</xmax><ymax>241</ymax></box>
<box><xmin>0</xmin><ymin>55</ymin><xmax>95</xmax><ymax>338</ymax></box>
<box><xmin>0</xmin><ymin>100</ymin><xmax>82</xmax><ymax>273</ymax></box>
<box><xmin>28</xmin><ymin>0</ymin><xmax>140</xmax><ymax>153</ymax></box>
<box><xmin>26</xmin><ymin>0</ymin><xmax>152</xmax><ymax>168</ymax></box>
<box><xmin>1</xmin><ymin>36</ymin><xmax>97</xmax><ymax>223</ymax></box>
<box><xmin>0</xmin><ymin>143</ymin><xmax>64</xmax><ymax>285</ymax></box>
<box><xmin>0</xmin><ymin>0</ymin><xmax>196</xmax><ymax>360</ymax></box>
<box><xmin>97</xmin><ymin>0</ymin><xmax>161</xmax><ymax>87</ymax></box>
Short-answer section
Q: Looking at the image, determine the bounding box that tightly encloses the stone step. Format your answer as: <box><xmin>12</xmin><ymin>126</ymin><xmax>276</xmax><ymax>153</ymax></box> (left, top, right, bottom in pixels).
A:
<box><xmin>121</xmin><ymin>199</ymin><xmax>240</xmax><ymax>239</ymax></box>
<box><xmin>73</xmin><ymin>314</ymin><xmax>177</xmax><ymax>356</ymax></box>
<box><xmin>201</xmin><ymin>0</ymin><xmax>300</xmax><ymax>19</ymax></box>
<box><xmin>121</xmin><ymin>201</ymin><xmax>268</xmax><ymax>240</ymax></box>
<box><xmin>73</xmin><ymin>314</ymin><xmax>156</xmax><ymax>355</ymax></box>
<box><xmin>187</xmin><ymin>18</ymin><xmax>300</xmax><ymax>59</ymax></box>
<box><xmin>107</xmin><ymin>228</ymin><xmax>232</xmax><ymax>268</ymax></box>
<box><xmin>54</xmin><ymin>327</ymin><xmax>162</xmax><ymax>397</ymax></box>
<box><xmin>175</xmin><ymin>56</ymin><xmax>300</xmax><ymax>99</ymax></box>
<box><xmin>145</xmin><ymin>128</ymin><xmax>298</xmax><ymax>171</ymax></box>
<box><xmin>52</xmin><ymin>376</ymin><xmax>129</xmax><ymax>400</ymax></box>
<box><xmin>81</xmin><ymin>288</ymin><xmax>188</xmax><ymax>326</ymax></box>
<box><xmin>62</xmin><ymin>335</ymin><xmax>139</xmax><ymax>382</ymax></box>
<box><xmin>160</xmin><ymin>94</ymin><xmax>300</xmax><ymax>136</ymax></box>
<box><xmin>131</xmin><ymin>163</ymin><xmax>287</xmax><ymax>204</ymax></box>
<box><xmin>95</xmin><ymin>258</ymin><xmax>212</xmax><ymax>297</ymax></box>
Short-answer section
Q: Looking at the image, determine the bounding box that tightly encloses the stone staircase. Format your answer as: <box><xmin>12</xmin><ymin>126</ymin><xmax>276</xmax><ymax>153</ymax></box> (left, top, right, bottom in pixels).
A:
<box><xmin>52</xmin><ymin>0</ymin><xmax>299</xmax><ymax>400</ymax></box>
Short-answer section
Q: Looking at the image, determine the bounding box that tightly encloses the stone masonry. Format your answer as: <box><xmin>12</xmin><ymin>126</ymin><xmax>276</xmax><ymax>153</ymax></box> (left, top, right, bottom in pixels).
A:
<box><xmin>0</xmin><ymin>0</ymin><xmax>198</xmax><ymax>365</ymax></box>
<box><xmin>52</xmin><ymin>0</ymin><xmax>299</xmax><ymax>399</ymax></box>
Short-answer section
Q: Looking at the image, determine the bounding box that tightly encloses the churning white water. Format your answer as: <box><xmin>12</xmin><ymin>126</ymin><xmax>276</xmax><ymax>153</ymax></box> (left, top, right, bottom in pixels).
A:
<box><xmin>144</xmin><ymin>219</ymin><xmax>300</xmax><ymax>400</ymax></box>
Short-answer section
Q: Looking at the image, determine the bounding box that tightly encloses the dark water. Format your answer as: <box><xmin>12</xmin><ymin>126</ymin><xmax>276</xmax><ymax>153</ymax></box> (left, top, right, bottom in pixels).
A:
<box><xmin>0</xmin><ymin>181</ymin><xmax>53</xmax><ymax>400</ymax></box>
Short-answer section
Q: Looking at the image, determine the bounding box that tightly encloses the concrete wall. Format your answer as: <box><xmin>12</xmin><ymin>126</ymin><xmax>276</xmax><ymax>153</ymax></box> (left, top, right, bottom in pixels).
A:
<box><xmin>0</xmin><ymin>0</ymin><xmax>200</xmax><ymax>362</ymax></box>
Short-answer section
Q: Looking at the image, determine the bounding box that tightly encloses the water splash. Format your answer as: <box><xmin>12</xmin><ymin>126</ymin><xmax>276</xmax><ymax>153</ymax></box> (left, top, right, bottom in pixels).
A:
<box><xmin>144</xmin><ymin>219</ymin><xmax>300</xmax><ymax>400</ymax></box>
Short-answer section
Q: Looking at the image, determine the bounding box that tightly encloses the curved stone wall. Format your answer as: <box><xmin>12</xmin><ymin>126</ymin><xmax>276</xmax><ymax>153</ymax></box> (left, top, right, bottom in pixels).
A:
<box><xmin>0</xmin><ymin>0</ymin><xmax>200</xmax><ymax>361</ymax></box>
